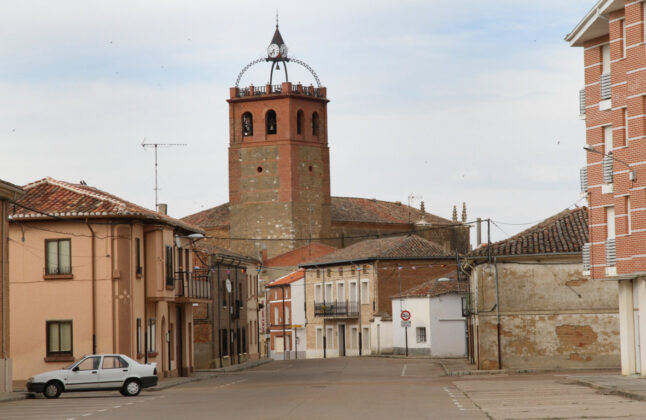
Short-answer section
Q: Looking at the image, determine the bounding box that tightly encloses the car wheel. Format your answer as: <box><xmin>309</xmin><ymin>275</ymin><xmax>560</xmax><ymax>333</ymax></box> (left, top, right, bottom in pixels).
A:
<box><xmin>43</xmin><ymin>381</ymin><xmax>62</xmax><ymax>399</ymax></box>
<box><xmin>122</xmin><ymin>379</ymin><xmax>141</xmax><ymax>397</ymax></box>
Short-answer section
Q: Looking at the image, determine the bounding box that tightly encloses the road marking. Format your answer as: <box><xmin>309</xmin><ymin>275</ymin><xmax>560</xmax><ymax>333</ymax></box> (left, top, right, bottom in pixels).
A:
<box><xmin>82</xmin><ymin>414</ymin><xmax>92</xmax><ymax>417</ymax></box>
<box><xmin>113</xmin><ymin>405</ymin><xmax>121</xmax><ymax>408</ymax></box>
<box><xmin>98</xmin><ymin>409</ymin><xmax>107</xmax><ymax>412</ymax></box>
<box><xmin>401</xmin><ymin>364</ymin><xmax>407</xmax><ymax>377</ymax></box>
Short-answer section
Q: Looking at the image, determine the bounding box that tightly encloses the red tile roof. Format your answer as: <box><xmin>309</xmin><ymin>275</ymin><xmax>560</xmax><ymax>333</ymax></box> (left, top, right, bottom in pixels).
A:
<box><xmin>10</xmin><ymin>177</ymin><xmax>203</xmax><ymax>233</ymax></box>
<box><xmin>194</xmin><ymin>242</ymin><xmax>260</xmax><ymax>264</ymax></box>
<box><xmin>266</xmin><ymin>269</ymin><xmax>305</xmax><ymax>287</ymax></box>
<box><xmin>264</xmin><ymin>243</ymin><xmax>338</xmax><ymax>267</ymax></box>
<box><xmin>301</xmin><ymin>235</ymin><xmax>450</xmax><ymax>267</ymax></box>
<box><xmin>393</xmin><ymin>271</ymin><xmax>466</xmax><ymax>298</ymax></box>
<box><xmin>181</xmin><ymin>197</ymin><xmax>455</xmax><ymax>228</ymax></box>
<box><xmin>470</xmin><ymin>207</ymin><xmax>588</xmax><ymax>257</ymax></box>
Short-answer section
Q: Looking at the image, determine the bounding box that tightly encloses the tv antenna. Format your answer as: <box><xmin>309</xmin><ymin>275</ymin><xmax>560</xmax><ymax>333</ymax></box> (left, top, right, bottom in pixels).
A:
<box><xmin>141</xmin><ymin>138</ymin><xmax>187</xmax><ymax>208</ymax></box>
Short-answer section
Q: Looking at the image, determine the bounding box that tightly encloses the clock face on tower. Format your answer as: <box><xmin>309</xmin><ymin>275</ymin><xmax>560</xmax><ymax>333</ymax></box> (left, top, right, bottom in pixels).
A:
<box><xmin>279</xmin><ymin>44</ymin><xmax>288</xmax><ymax>57</ymax></box>
<box><xmin>267</xmin><ymin>44</ymin><xmax>280</xmax><ymax>58</ymax></box>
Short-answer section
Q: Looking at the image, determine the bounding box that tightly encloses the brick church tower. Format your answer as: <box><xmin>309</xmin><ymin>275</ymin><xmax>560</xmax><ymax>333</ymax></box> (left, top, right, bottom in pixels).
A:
<box><xmin>227</xmin><ymin>24</ymin><xmax>332</xmax><ymax>259</ymax></box>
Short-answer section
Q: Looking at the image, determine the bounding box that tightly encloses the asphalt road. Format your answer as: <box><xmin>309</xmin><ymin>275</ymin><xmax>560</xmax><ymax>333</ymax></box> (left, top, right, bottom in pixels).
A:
<box><xmin>2</xmin><ymin>358</ymin><xmax>646</xmax><ymax>420</ymax></box>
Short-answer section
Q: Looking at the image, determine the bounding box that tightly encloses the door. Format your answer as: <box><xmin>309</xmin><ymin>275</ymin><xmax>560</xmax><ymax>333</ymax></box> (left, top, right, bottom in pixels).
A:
<box><xmin>98</xmin><ymin>355</ymin><xmax>130</xmax><ymax>389</ymax></box>
<box><xmin>339</xmin><ymin>325</ymin><xmax>346</xmax><ymax>357</ymax></box>
<box><xmin>634</xmin><ymin>279</ymin><xmax>641</xmax><ymax>373</ymax></box>
<box><xmin>177</xmin><ymin>308</ymin><xmax>185</xmax><ymax>376</ymax></box>
<box><xmin>66</xmin><ymin>356</ymin><xmax>101</xmax><ymax>390</ymax></box>
<box><xmin>274</xmin><ymin>336</ymin><xmax>284</xmax><ymax>358</ymax></box>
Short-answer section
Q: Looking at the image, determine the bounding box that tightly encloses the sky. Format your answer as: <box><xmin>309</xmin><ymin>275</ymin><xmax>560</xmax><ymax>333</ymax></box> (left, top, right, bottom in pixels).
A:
<box><xmin>1</xmin><ymin>0</ymin><xmax>595</xmax><ymax>246</ymax></box>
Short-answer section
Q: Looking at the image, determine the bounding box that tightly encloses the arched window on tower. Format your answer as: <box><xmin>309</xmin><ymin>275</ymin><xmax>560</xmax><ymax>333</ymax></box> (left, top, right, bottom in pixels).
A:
<box><xmin>297</xmin><ymin>110</ymin><xmax>304</xmax><ymax>135</ymax></box>
<box><xmin>312</xmin><ymin>112</ymin><xmax>320</xmax><ymax>136</ymax></box>
<box><xmin>242</xmin><ymin>112</ymin><xmax>253</xmax><ymax>137</ymax></box>
<box><xmin>266</xmin><ymin>110</ymin><xmax>277</xmax><ymax>135</ymax></box>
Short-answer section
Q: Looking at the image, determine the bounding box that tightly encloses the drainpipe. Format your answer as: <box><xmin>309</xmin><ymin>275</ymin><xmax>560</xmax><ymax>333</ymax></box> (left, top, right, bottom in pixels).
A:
<box><xmin>358</xmin><ymin>266</ymin><xmax>362</xmax><ymax>356</ymax></box>
<box><xmin>1</xmin><ymin>201</ymin><xmax>7</xmax><ymax>361</ymax></box>
<box><xmin>256</xmin><ymin>266</ymin><xmax>261</xmax><ymax>357</ymax></box>
<box><xmin>86</xmin><ymin>222</ymin><xmax>97</xmax><ymax>355</ymax></box>
<box><xmin>282</xmin><ymin>285</ymin><xmax>286</xmax><ymax>360</ymax></box>
<box><xmin>494</xmin><ymin>257</ymin><xmax>501</xmax><ymax>369</ymax></box>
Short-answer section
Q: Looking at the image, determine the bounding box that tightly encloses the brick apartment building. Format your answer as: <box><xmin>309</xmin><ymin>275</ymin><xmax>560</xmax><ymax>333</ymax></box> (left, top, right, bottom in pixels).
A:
<box><xmin>182</xmin><ymin>24</ymin><xmax>470</xmax><ymax>263</ymax></box>
<box><xmin>266</xmin><ymin>269</ymin><xmax>306</xmax><ymax>360</ymax></box>
<box><xmin>566</xmin><ymin>0</ymin><xmax>646</xmax><ymax>376</ymax></box>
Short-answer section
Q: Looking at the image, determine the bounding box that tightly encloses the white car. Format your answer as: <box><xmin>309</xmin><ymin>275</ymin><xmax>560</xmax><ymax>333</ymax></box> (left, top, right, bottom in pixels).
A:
<box><xmin>27</xmin><ymin>354</ymin><xmax>158</xmax><ymax>398</ymax></box>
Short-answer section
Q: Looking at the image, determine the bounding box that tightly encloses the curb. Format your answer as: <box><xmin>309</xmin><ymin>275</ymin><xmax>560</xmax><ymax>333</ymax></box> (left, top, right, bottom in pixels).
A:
<box><xmin>0</xmin><ymin>392</ymin><xmax>30</xmax><ymax>404</ymax></box>
<box><xmin>148</xmin><ymin>358</ymin><xmax>273</xmax><ymax>392</ymax></box>
<box><xmin>440</xmin><ymin>364</ymin><xmax>620</xmax><ymax>377</ymax></box>
<box><xmin>567</xmin><ymin>378</ymin><xmax>646</xmax><ymax>402</ymax></box>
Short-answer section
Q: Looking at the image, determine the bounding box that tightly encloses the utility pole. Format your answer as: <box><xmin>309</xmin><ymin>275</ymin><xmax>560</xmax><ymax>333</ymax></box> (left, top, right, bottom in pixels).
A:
<box><xmin>141</xmin><ymin>139</ymin><xmax>187</xmax><ymax>208</ymax></box>
<box><xmin>398</xmin><ymin>265</ymin><xmax>408</xmax><ymax>357</ymax></box>
<box><xmin>358</xmin><ymin>265</ymin><xmax>362</xmax><ymax>356</ymax></box>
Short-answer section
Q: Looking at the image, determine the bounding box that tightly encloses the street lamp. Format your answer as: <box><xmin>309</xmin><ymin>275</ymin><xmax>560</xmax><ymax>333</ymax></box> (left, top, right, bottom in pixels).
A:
<box><xmin>583</xmin><ymin>144</ymin><xmax>636</xmax><ymax>181</ymax></box>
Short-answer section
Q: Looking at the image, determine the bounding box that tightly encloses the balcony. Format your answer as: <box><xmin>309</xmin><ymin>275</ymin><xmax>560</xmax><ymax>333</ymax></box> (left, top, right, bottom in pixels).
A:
<box><xmin>314</xmin><ymin>301</ymin><xmax>359</xmax><ymax>317</ymax></box>
<box><xmin>174</xmin><ymin>270</ymin><xmax>212</xmax><ymax>301</ymax></box>
<box><xmin>579</xmin><ymin>88</ymin><xmax>586</xmax><ymax>119</ymax></box>
<box><xmin>600</xmin><ymin>72</ymin><xmax>611</xmax><ymax>100</ymax></box>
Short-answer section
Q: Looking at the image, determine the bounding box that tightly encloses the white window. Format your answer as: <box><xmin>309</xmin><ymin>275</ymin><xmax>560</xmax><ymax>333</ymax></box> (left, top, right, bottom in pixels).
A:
<box><xmin>316</xmin><ymin>328</ymin><xmax>323</xmax><ymax>349</ymax></box>
<box><xmin>315</xmin><ymin>284</ymin><xmax>322</xmax><ymax>303</ymax></box>
<box><xmin>285</xmin><ymin>308</ymin><xmax>290</xmax><ymax>325</ymax></box>
<box><xmin>147</xmin><ymin>318</ymin><xmax>156</xmax><ymax>352</ymax></box>
<box><xmin>362</xmin><ymin>327</ymin><xmax>370</xmax><ymax>350</ymax></box>
<box><xmin>337</xmin><ymin>281</ymin><xmax>345</xmax><ymax>302</ymax></box>
<box><xmin>624</xmin><ymin>108</ymin><xmax>628</xmax><ymax>146</ymax></box>
<box><xmin>607</xmin><ymin>206</ymin><xmax>616</xmax><ymax>240</ymax></box>
<box><xmin>416</xmin><ymin>327</ymin><xmax>427</xmax><ymax>343</ymax></box>
<box><xmin>602</xmin><ymin>44</ymin><xmax>610</xmax><ymax>74</ymax></box>
<box><xmin>604</xmin><ymin>125</ymin><xmax>613</xmax><ymax>155</ymax></box>
<box><xmin>622</xmin><ymin>19</ymin><xmax>626</xmax><ymax>58</ymax></box>
<box><xmin>326</xmin><ymin>327</ymin><xmax>334</xmax><ymax>348</ymax></box>
<box><xmin>349</xmin><ymin>281</ymin><xmax>357</xmax><ymax>303</ymax></box>
<box><xmin>361</xmin><ymin>280</ymin><xmax>369</xmax><ymax>304</ymax></box>
<box><xmin>627</xmin><ymin>197</ymin><xmax>632</xmax><ymax>234</ymax></box>
<box><xmin>274</xmin><ymin>306</ymin><xmax>280</xmax><ymax>325</ymax></box>
<box><xmin>325</xmin><ymin>283</ymin><xmax>333</xmax><ymax>302</ymax></box>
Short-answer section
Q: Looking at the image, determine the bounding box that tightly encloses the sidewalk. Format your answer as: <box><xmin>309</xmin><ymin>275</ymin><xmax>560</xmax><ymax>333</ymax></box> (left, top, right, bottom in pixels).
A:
<box><xmin>0</xmin><ymin>358</ymin><xmax>272</xmax><ymax>403</ymax></box>
<box><xmin>567</xmin><ymin>372</ymin><xmax>646</xmax><ymax>402</ymax></box>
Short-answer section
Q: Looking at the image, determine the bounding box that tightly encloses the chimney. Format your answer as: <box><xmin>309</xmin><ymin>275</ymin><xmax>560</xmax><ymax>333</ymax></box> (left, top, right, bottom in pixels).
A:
<box><xmin>157</xmin><ymin>203</ymin><xmax>168</xmax><ymax>215</ymax></box>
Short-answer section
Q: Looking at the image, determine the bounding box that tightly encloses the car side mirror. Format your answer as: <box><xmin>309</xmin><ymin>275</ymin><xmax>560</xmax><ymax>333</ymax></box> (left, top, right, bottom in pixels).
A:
<box><xmin>72</xmin><ymin>366</ymin><xmax>79</xmax><ymax>372</ymax></box>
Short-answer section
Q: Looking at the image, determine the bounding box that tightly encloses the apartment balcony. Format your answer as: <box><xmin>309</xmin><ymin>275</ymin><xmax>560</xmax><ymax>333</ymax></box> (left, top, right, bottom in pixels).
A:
<box><xmin>579</xmin><ymin>166</ymin><xmax>588</xmax><ymax>197</ymax></box>
<box><xmin>174</xmin><ymin>269</ymin><xmax>212</xmax><ymax>302</ymax></box>
<box><xmin>314</xmin><ymin>301</ymin><xmax>359</xmax><ymax>317</ymax></box>
<box><xmin>579</xmin><ymin>88</ymin><xmax>586</xmax><ymax>119</ymax></box>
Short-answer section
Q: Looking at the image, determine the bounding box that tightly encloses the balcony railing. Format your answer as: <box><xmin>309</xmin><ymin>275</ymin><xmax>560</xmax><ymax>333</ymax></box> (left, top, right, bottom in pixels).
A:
<box><xmin>605</xmin><ymin>239</ymin><xmax>616</xmax><ymax>267</ymax></box>
<box><xmin>579</xmin><ymin>166</ymin><xmax>588</xmax><ymax>194</ymax></box>
<box><xmin>579</xmin><ymin>88</ymin><xmax>586</xmax><ymax>116</ymax></box>
<box><xmin>235</xmin><ymin>84</ymin><xmax>325</xmax><ymax>98</ymax></box>
<box><xmin>582</xmin><ymin>243</ymin><xmax>591</xmax><ymax>272</ymax></box>
<box><xmin>314</xmin><ymin>301</ymin><xmax>359</xmax><ymax>317</ymax></box>
<box><xmin>175</xmin><ymin>270</ymin><xmax>211</xmax><ymax>300</ymax></box>
<box><xmin>603</xmin><ymin>154</ymin><xmax>613</xmax><ymax>184</ymax></box>
<box><xmin>600</xmin><ymin>72</ymin><xmax>611</xmax><ymax>100</ymax></box>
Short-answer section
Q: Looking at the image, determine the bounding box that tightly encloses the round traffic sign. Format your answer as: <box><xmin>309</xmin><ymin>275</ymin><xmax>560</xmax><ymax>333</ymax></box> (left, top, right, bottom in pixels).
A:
<box><xmin>400</xmin><ymin>310</ymin><xmax>411</xmax><ymax>321</ymax></box>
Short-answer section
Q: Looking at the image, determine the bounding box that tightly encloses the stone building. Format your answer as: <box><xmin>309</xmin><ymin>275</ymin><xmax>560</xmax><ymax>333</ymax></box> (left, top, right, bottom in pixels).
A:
<box><xmin>182</xmin><ymin>25</ymin><xmax>470</xmax><ymax>262</ymax></box>
<box><xmin>191</xmin><ymin>244</ymin><xmax>261</xmax><ymax>368</ymax></box>
<box><xmin>0</xmin><ymin>179</ymin><xmax>23</xmax><ymax>393</ymax></box>
<box><xmin>566</xmin><ymin>0</ymin><xmax>646</xmax><ymax>377</ymax></box>
<box><xmin>300</xmin><ymin>234</ymin><xmax>457</xmax><ymax>358</ymax></box>
<box><xmin>464</xmin><ymin>207</ymin><xmax>619</xmax><ymax>370</ymax></box>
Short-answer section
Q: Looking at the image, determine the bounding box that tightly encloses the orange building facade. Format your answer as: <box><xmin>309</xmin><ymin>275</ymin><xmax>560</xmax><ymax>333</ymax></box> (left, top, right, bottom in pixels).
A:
<box><xmin>8</xmin><ymin>178</ymin><xmax>209</xmax><ymax>384</ymax></box>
